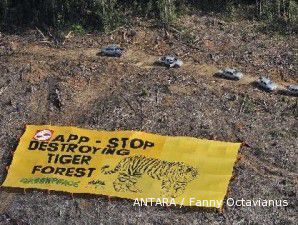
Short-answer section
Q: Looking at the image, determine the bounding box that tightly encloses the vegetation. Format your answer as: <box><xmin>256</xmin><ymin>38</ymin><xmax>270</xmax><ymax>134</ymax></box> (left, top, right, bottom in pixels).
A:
<box><xmin>0</xmin><ymin>0</ymin><xmax>297</xmax><ymax>32</ymax></box>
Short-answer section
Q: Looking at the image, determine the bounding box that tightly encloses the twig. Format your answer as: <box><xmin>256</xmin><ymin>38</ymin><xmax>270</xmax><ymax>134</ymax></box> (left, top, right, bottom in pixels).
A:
<box><xmin>239</xmin><ymin>95</ymin><xmax>247</xmax><ymax>114</ymax></box>
<box><xmin>107</xmin><ymin>26</ymin><xmax>126</xmax><ymax>35</ymax></box>
<box><xmin>120</xmin><ymin>95</ymin><xmax>144</xmax><ymax>120</ymax></box>
<box><xmin>120</xmin><ymin>95</ymin><xmax>138</xmax><ymax>115</ymax></box>
<box><xmin>0</xmin><ymin>86</ymin><xmax>7</xmax><ymax>96</ymax></box>
<box><xmin>168</xmin><ymin>25</ymin><xmax>182</xmax><ymax>34</ymax></box>
<box><xmin>39</xmin><ymin>40</ymin><xmax>52</xmax><ymax>44</ymax></box>
<box><xmin>35</xmin><ymin>27</ymin><xmax>47</xmax><ymax>40</ymax></box>
<box><xmin>47</xmin><ymin>30</ymin><xmax>59</xmax><ymax>45</ymax></box>
<box><xmin>65</xmin><ymin>31</ymin><xmax>73</xmax><ymax>39</ymax></box>
<box><xmin>62</xmin><ymin>31</ymin><xmax>73</xmax><ymax>45</ymax></box>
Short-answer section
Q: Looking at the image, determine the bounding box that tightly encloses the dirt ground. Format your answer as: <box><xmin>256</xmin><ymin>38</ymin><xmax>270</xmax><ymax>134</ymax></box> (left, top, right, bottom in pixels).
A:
<box><xmin>0</xmin><ymin>14</ymin><xmax>297</xmax><ymax>225</ymax></box>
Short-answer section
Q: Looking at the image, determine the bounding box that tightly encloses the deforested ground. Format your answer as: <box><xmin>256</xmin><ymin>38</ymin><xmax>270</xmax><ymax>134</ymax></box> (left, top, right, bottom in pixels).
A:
<box><xmin>0</xmin><ymin>14</ymin><xmax>297</xmax><ymax>225</ymax></box>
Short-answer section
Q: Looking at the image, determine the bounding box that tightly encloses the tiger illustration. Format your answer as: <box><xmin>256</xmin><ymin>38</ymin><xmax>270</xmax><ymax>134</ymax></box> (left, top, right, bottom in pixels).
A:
<box><xmin>101</xmin><ymin>155</ymin><xmax>198</xmax><ymax>198</ymax></box>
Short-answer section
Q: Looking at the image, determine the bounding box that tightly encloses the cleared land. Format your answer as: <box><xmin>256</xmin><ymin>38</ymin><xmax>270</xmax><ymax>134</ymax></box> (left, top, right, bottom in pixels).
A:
<box><xmin>0</xmin><ymin>15</ymin><xmax>297</xmax><ymax>225</ymax></box>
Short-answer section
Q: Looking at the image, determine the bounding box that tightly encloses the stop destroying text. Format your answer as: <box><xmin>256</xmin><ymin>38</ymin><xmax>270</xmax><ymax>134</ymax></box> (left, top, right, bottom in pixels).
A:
<box><xmin>28</xmin><ymin>134</ymin><xmax>155</xmax><ymax>178</ymax></box>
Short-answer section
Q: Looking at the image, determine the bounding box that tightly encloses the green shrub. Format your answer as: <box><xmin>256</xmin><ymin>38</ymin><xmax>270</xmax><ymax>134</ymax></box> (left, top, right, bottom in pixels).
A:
<box><xmin>0</xmin><ymin>0</ymin><xmax>296</xmax><ymax>33</ymax></box>
<box><xmin>71</xmin><ymin>24</ymin><xmax>85</xmax><ymax>34</ymax></box>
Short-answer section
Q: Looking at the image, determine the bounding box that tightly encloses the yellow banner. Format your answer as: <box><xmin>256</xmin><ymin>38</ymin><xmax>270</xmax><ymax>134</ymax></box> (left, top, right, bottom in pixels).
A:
<box><xmin>2</xmin><ymin>125</ymin><xmax>240</xmax><ymax>208</ymax></box>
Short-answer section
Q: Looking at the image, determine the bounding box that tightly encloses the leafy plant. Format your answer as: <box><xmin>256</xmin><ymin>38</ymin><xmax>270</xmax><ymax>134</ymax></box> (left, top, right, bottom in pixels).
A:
<box><xmin>0</xmin><ymin>0</ymin><xmax>297</xmax><ymax>33</ymax></box>
<box><xmin>71</xmin><ymin>24</ymin><xmax>85</xmax><ymax>34</ymax></box>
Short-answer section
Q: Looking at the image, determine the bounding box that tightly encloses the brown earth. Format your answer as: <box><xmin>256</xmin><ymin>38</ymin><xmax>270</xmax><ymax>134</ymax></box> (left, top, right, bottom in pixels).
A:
<box><xmin>0</xmin><ymin>14</ymin><xmax>297</xmax><ymax>225</ymax></box>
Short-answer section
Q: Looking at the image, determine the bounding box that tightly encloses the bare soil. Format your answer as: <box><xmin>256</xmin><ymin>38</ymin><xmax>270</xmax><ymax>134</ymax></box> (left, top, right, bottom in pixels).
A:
<box><xmin>0</xmin><ymin>14</ymin><xmax>297</xmax><ymax>225</ymax></box>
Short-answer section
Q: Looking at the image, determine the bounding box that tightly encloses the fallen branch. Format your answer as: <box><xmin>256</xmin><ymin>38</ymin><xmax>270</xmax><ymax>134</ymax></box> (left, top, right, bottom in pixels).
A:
<box><xmin>62</xmin><ymin>31</ymin><xmax>73</xmax><ymax>45</ymax></box>
<box><xmin>35</xmin><ymin>27</ymin><xmax>47</xmax><ymax>41</ymax></box>
<box><xmin>65</xmin><ymin>31</ymin><xmax>73</xmax><ymax>39</ymax></box>
<box><xmin>0</xmin><ymin>86</ymin><xmax>7</xmax><ymax>96</ymax></box>
<box><xmin>239</xmin><ymin>95</ymin><xmax>247</xmax><ymax>114</ymax></box>
<box><xmin>39</xmin><ymin>40</ymin><xmax>52</xmax><ymax>44</ymax></box>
